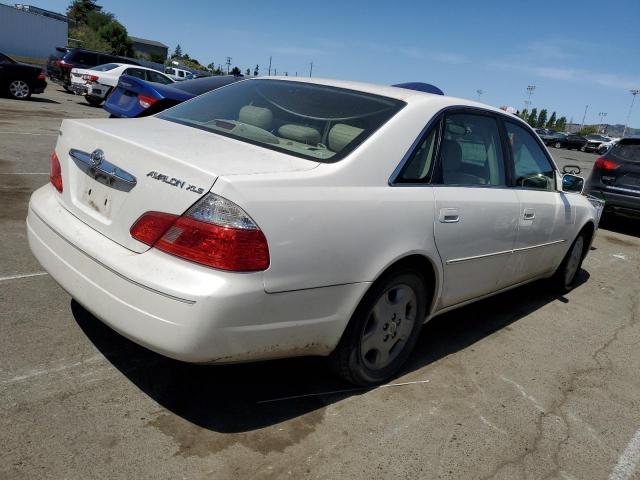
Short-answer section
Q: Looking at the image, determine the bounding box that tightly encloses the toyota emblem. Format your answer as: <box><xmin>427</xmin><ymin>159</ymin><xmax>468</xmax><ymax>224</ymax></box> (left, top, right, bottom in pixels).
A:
<box><xmin>89</xmin><ymin>149</ymin><xmax>104</xmax><ymax>168</ymax></box>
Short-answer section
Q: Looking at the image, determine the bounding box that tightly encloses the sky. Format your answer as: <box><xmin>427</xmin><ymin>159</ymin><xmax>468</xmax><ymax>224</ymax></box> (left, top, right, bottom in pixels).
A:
<box><xmin>36</xmin><ymin>0</ymin><xmax>640</xmax><ymax>126</ymax></box>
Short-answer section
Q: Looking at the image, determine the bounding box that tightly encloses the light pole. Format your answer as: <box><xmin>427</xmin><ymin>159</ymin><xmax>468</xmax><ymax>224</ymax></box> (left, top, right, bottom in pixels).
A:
<box><xmin>225</xmin><ymin>56</ymin><xmax>232</xmax><ymax>74</ymax></box>
<box><xmin>581</xmin><ymin>104</ymin><xmax>589</xmax><ymax>129</ymax></box>
<box><xmin>598</xmin><ymin>112</ymin><xmax>607</xmax><ymax>133</ymax></box>
<box><xmin>476</xmin><ymin>89</ymin><xmax>483</xmax><ymax>101</ymax></box>
<box><xmin>623</xmin><ymin>89</ymin><xmax>640</xmax><ymax>138</ymax></box>
<box><xmin>524</xmin><ymin>85</ymin><xmax>535</xmax><ymax>112</ymax></box>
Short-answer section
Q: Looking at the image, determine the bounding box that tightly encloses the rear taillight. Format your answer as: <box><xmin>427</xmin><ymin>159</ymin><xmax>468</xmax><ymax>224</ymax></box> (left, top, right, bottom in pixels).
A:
<box><xmin>594</xmin><ymin>157</ymin><xmax>619</xmax><ymax>170</ymax></box>
<box><xmin>56</xmin><ymin>59</ymin><xmax>73</xmax><ymax>69</ymax></box>
<box><xmin>49</xmin><ymin>151</ymin><xmax>63</xmax><ymax>192</ymax></box>
<box><xmin>130</xmin><ymin>194</ymin><xmax>269</xmax><ymax>271</ymax></box>
<box><xmin>138</xmin><ymin>94</ymin><xmax>158</xmax><ymax>109</ymax></box>
<box><xmin>37</xmin><ymin>69</ymin><xmax>45</xmax><ymax>81</ymax></box>
<box><xmin>83</xmin><ymin>74</ymin><xmax>99</xmax><ymax>82</ymax></box>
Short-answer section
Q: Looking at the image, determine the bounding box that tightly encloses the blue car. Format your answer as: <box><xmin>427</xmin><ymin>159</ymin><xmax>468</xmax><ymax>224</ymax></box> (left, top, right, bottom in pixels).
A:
<box><xmin>104</xmin><ymin>74</ymin><xmax>243</xmax><ymax>118</ymax></box>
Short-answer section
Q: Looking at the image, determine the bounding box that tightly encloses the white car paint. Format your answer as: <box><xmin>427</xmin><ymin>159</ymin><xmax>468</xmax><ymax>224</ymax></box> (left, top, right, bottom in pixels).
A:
<box><xmin>27</xmin><ymin>77</ymin><xmax>597</xmax><ymax>366</ymax></box>
<box><xmin>69</xmin><ymin>63</ymin><xmax>174</xmax><ymax>100</ymax></box>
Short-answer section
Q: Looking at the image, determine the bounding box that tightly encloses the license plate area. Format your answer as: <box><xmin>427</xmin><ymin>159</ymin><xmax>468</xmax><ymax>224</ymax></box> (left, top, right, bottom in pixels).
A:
<box><xmin>79</xmin><ymin>177</ymin><xmax>114</xmax><ymax>219</ymax></box>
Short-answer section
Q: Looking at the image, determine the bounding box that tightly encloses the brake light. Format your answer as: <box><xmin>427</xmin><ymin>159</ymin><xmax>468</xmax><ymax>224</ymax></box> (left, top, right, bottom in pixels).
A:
<box><xmin>56</xmin><ymin>59</ymin><xmax>73</xmax><ymax>69</ymax></box>
<box><xmin>49</xmin><ymin>151</ymin><xmax>62</xmax><ymax>192</ymax></box>
<box><xmin>138</xmin><ymin>94</ymin><xmax>158</xmax><ymax>109</ymax></box>
<box><xmin>37</xmin><ymin>69</ymin><xmax>45</xmax><ymax>81</ymax></box>
<box><xmin>594</xmin><ymin>157</ymin><xmax>619</xmax><ymax>170</ymax></box>
<box><xmin>130</xmin><ymin>194</ymin><xmax>270</xmax><ymax>271</ymax></box>
<box><xmin>83</xmin><ymin>74</ymin><xmax>99</xmax><ymax>82</ymax></box>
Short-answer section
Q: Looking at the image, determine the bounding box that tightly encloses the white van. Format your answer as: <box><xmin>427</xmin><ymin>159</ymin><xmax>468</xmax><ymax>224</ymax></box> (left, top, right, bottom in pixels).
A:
<box><xmin>164</xmin><ymin>67</ymin><xmax>194</xmax><ymax>81</ymax></box>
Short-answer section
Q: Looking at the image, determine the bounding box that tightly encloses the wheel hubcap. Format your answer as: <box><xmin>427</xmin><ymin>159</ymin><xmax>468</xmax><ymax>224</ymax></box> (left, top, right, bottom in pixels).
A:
<box><xmin>359</xmin><ymin>284</ymin><xmax>417</xmax><ymax>370</ymax></box>
<box><xmin>9</xmin><ymin>80</ymin><xmax>29</xmax><ymax>98</ymax></box>
<box><xmin>565</xmin><ymin>237</ymin><xmax>584</xmax><ymax>286</ymax></box>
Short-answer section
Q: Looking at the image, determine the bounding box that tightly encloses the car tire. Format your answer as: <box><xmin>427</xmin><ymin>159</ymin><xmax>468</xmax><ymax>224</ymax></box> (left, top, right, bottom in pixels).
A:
<box><xmin>8</xmin><ymin>79</ymin><xmax>31</xmax><ymax>100</ymax></box>
<box><xmin>330</xmin><ymin>267</ymin><xmax>428</xmax><ymax>386</ymax></box>
<box><xmin>85</xmin><ymin>95</ymin><xmax>103</xmax><ymax>107</ymax></box>
<box><xmin>551</xmin><ymin>232</ymin><xmax>586</xmax><ymax>293</ymax></box>
<box><xmin>554</xmin><ymin>141</ymin><xmax>561</xmax><ymax>149</ymax></box>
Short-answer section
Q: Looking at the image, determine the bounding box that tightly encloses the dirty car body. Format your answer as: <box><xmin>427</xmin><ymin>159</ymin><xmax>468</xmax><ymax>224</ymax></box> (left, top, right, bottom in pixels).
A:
<box><xmin>27</xmin><ymin>77</ymin><xmax>597</xmax><ymax>384</ymax></box>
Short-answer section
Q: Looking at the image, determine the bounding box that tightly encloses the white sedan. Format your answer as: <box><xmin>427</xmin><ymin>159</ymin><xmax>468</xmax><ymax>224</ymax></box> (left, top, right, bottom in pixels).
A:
<box><xmin>69</xmin><ymin>63</ymin><xmax>174</xmax><ymax>106</ymax></box>
<box><xmin>28</xmin><ymin>78</ymin><xmax>597</xmax><ymax>385</ymax></box>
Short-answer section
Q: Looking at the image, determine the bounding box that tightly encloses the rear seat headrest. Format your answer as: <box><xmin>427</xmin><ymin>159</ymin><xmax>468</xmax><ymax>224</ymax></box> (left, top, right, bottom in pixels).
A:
<box><xmin>328</xmin><ymin>124</ymin><xmax>364</xmax><ymax>152</ymax></box>
<box><xmin>239</xmin><ymin>105</ymin><xmax>273</xmax><ymax>130</ymax></box>
<box><xmin>278</xmin><ymin>124</ymin><xmax>321</xmax><ymax>145</ymax></box>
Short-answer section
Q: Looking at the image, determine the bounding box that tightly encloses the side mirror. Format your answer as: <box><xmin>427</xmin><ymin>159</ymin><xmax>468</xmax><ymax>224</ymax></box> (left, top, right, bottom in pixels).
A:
<box><xmin>562</xmin><ymin>174</ymin><xmax>585</xmax><ymax>194</ymax></box>
<box><xmin>563</xmin><ymin>164</ymin><xmax>581</xmax><ymax>174</ymax></box>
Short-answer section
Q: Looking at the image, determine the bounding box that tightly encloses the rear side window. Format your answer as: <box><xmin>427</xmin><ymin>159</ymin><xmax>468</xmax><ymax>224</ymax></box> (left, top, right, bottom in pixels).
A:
<box><xmin>398</xmin><ymin>126</ymin><xmax>439</xmax><ymax>183</ymax></box>
<box><xmin>178</xmin><ymin>70</ymin><xmax>185</xmax><ymax>78</ymax></box>
<box><xmin>147</xmin><ymin>71</ymin><xmax>173</xmax><ymax>84</ymax></box>
<box><xmin>610</xmin><ymin>142</ymin><xmax>640</xmax><ymax>163</ymax></box>
<box><xmin>125</xmin><ymin>68</ymin><xmax>146</xmax><ymax>80</ymax></box>
<box><xmin>505</xmin><ymin>121</ymin><xmax>555</xmax><ymax>191</ymax></box>
<box><xmin>435</xmin><ymin>113</ymin><xmax>506</xmax><ymax>186</ymax></box>
<box><xmin>92</xmin><ymin>63</ymin><xmax>119</xmax><ymax>72</ymax></box>
<box><xmin>71</xmin><ymin>51</ymin><xmax>98</xmax><ymax>65</ymax></box>
<box><xmin>158</xmin><ymin>79</ymin><xmax>405</xmax><ymax>162</ymax></box>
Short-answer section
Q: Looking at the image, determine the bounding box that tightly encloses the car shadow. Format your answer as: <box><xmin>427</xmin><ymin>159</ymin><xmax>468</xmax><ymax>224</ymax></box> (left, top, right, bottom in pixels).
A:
<box><xmin>27</xmin><ymin>96</ymin><xmax>60</xmax><ymax>104</ymax></box>
<box><xmin>599</xmin><ymin>213</ymin><xmax>640</xmax><ymax>238</ymax></box>
<box><xmin>71</xmin><ymin>270</ymin><xmax>589</xmax><ymax>434</ymax></box>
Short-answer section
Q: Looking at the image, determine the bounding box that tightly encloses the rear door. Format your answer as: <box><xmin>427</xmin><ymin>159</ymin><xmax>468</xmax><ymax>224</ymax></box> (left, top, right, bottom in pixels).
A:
<box><xmin>503</xmin><ymin>120</ymin><xmax>569</xmax><ymax>283</ymax></box>
<box><xmin>432</xmin><ymin>109</ymin><xmax>520</xmax><ymax>307</ymax></box>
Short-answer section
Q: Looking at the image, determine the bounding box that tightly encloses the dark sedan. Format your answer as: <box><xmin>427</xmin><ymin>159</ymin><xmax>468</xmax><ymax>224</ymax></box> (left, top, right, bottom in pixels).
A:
<box><xmin>586</xmin><ymin>137</ymin><xmax>640</xmax><ymax>218</ymax></box>
<box><xmin>535</xmin><ymin>129</ymin><xmax>567</xmax><ymax>148</ymax></box>
<box><xmin>556</xmin><ymin>133</ymin><xmax>588</xmax><ymax>150</ymax></box>
<box><xmin>104</xmin><ymin>74</ymin><xmax>243</xmax><ymax>118</ymax></box>
<box><xmin>0</xmin><ymin>52</ymin><xmax>46</xmax><ymax>99</ymax></box>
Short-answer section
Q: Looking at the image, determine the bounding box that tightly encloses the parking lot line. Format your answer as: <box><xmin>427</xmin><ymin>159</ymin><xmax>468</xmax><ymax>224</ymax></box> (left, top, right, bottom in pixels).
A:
<box><xmin>0</xmin><ymin>272</ymin><xmax>48</xmax><ymax>282</ymax></box>
<box><xmin>609</xmin><ymin>428</ymin><xmax>640</xmax><ymax>480</ymax></box>
<box><xmin>257</xmin><ymin>379</ymin><xmax>430</xmax><ymax>404</ymax></box>
<box><xmin>0</xmin><ymin>131</ymin><xmax>57</xmax><ymax>136</ymax></box>
<box><xmin>0</xmin><ymin>172</ymin><xmax>49</xmax><ymax>175</ymax></box>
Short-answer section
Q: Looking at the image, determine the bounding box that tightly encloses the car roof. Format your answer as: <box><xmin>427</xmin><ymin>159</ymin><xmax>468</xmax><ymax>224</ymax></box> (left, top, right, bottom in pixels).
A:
<box><xmin>250</xmin><ymin>76</ymin><xmax>510</xmax><ymax>114</ymax></box>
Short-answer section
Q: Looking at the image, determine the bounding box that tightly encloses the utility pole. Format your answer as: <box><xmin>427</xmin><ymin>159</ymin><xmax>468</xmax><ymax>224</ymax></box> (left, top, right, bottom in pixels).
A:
<box><xmin>476</xmin><ymin>89</ymin><xmax>483</xmax><ymax>101</ymax></box>
<box><xmin>268</xmin><ymin>56</ymin><xmax>272</xmax><ymax>76</ymax></box>
<box><xmin>622</xmin><ymin>89</ymin><xmax>640</xmax><ymax>138</ymax></box>
<box><xmin>598</xmin><ymin>112</ymin><xmax>607</xmax><ymax>133</ymax></box>
<box><xmin>309</xmin><ymin>61</ymin><xmax>313</xmax><ymax>77</ymax></box>
<box><xmin>225</xmin><ymin>56</ymin><xmax>231</xmax><ymax>74</ymax></box>
<box><xmin>581</xmin><ymin>104</ymin><xmax>589</xmax><ymax>129</ymax></box>
<box><xmin>524</xmin><ymin>85</ymin><xmax>536</xmax><ymax>112</ymax></box>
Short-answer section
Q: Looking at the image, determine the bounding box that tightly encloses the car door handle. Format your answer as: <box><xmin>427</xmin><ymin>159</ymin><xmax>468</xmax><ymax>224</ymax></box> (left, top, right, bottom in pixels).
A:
<box><xmin>439</xmin><ymin>208</ymin><xmax>459</xmax><ymax>223</ymax></box>
<box><xmin>523</xmin><ymin>208</ymin><xmax>535</xmax><ymax>220</ymax></box>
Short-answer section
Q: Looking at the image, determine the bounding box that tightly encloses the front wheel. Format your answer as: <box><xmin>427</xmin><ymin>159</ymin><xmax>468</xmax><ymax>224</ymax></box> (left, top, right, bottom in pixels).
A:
<box><xmin>330</xmin><ymin>268</ymin><xmax>428</xmax><ymax>386</ymax></box>
<box><xmin>85</xmin><ymin>95</ymin><xmax>103</xmax><ymax>107</ymax></box>
<box><xmin>551</xmin><ymin>233</ymin><xmax>586</xmax><ymax>293</ymax></box>
<box><xmin>554</xmin><ymin>141</ymin><xmax>562</xmax><ymax>149</ymax></box>
<box><xmin>8</xmin><ymin>79</ymin><xmax>31</xmax><ymax>99</ymax></box>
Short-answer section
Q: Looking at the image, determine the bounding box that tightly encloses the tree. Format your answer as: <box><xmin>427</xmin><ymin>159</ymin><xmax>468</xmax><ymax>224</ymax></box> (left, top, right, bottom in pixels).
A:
<box><xmin>555</xmin><ymin>116</ymin><xmax>567</xmax><ymax>132</ymax></box>
<box><xmin>67</xmin><ymin>0</ymin><xmax>102</xmax><ymax>24</ymax></box>
<box><xmin>546</xmin><ymin>112</ymin><xmax>557</xmax><ymax>130</ymax></box>
<box><xmin>231</xmin><ymin>66</ymin><xmax>241</xmax><ymax>75</ymax></box>
<box><xmin>254</xmin><ymin>64</ymin><xmax>259</xmax><ymax>76</ymax></box>
<box><xmin>149</xmin><ymin>52</ymin><xmax>166</xmax><ymax>64</ymax></box>
<box><xmin>520</xmin><ymin>108</ymin><xmax>529</xmax><ymax>121</ymax></box>
<box><xmin>98</xmin><ymin>21</ymin><xmax>134</xmax><ymax>56</ymax></box>
<box><xmin>527</xmin><ymin>108</ymin><xmax>538</xmax><ymax>127</ymax></box>
<box><xmin>536</xmin><ymin>109</ymin><xmax>548</xmax><ymax>128</ymax></box>
<box><xmin>207</xmin><ymin>62</ymin><xmax>216</xmax><ymax>72</ymax></box>
<box><xmin>578</xmin><ymin>125</ymin><xmax>598</xmax><ymax>136</ymax></box>
<box><xmin>173</xmin><ymin>44</ymin><xmax>183</xmax><ymax>58</ymax></box>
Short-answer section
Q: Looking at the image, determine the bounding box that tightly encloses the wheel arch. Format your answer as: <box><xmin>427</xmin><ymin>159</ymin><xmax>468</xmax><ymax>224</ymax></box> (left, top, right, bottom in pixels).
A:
<box><xmin>578</xmin><ymin>220</ymin><xmax>596</xmax><ymax>258</ymax></box>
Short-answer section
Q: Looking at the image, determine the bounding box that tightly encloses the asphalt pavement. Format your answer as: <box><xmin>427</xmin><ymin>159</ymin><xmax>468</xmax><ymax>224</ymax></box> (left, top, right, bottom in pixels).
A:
<box><xmin>1</xmin><ymin>88</ymin><xmax>639</xmax><ymax>480</ymax></box>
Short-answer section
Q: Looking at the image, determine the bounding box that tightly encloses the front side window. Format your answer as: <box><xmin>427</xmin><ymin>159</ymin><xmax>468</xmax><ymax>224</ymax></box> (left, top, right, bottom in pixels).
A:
<box><xmin>505</xmin><ymin>121</ymin><xmax>555</xmax><ymax>191</ymax></box>
<box><xmin>435</xmin><ymin>113</ymin><xmax>506</xmax><ymax>186</ymax></box>
<box><xmin>147</xmin><ymin>71</ymin><xmax>173</xmax><ymax>84</ymax></box>
<box><xmin>125</xmin><ymin>68</ymin><xmax>146</xmax><ymax>80</ymax></box>
<box><xmin>158</xmin><ymin>79</ymin><xmax>405</xmax><ymax>162</ymax></box>
<box><xmin>178</xmin><ymin>70</ymin><xmax>185</xmax><ymax>78</ymax></box>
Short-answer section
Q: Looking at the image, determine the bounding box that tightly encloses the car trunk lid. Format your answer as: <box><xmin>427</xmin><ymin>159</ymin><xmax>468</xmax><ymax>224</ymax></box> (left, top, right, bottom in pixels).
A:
<box><xmin>55</xmin><ymin>117</ymin><xmax>319</xmax><ymax>252</ymax></box>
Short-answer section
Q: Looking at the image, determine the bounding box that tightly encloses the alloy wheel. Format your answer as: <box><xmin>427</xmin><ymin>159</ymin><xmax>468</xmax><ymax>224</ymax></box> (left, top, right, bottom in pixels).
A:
<box><xmin>9</xmin><ymin>80</ymin><xmax>30</xmax><ymax>99</ymax></box>
<box><xmin>359</xmin><ymin>284</ymin><xmax>417</xmax><ymax>370</ymax></box>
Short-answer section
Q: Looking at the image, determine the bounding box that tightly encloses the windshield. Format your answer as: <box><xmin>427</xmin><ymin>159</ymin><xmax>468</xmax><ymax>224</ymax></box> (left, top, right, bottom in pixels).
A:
<box><xmin>158</xmin><ymin>79</ymin><xmax>405</xmax><ymax>162</ymax></box>
<box><xmin>92</xmin><ymin>63</ymin><xmax>119</xmax><ymax>71</ymax></box>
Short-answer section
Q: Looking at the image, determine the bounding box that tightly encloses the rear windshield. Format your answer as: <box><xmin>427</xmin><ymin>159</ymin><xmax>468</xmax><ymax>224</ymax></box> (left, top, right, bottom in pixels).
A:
<box><xmin>92</xmin><ymin>63</ymin><xmax>119</xmax><ymax>71</ymax></box>
<box><xmin>158</xmin><ymin>79</ymin><xmax>405</xmax><ymax>162</ymax></box>
<box><xmin>610</xmin><ymin>141</ymin><xmax>640</xmax><ymax>163</ymax></box>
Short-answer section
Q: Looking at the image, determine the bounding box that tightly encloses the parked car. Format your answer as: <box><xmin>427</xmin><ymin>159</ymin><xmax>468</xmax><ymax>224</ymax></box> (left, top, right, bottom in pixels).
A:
<box><xmin>70</xmin><ymin>63</ymin><xmax>174</xmax><ymax>107</ymax></box>
<box><xmin>28</xmin><ymin>78</ymin><xmax>597</xmax><ymax>386</ymax></box>
<box><xmin>0</xmin><ymin>52</ymin><xmax>46</xmax><ymax>99</ymax></box>
<box><xmin>104</xmin><ymin>74</ymin><xmax>242</xmax><ymax>118</ymax></box>
<box><xmin>586</xmin><ymin>137</ymin><xmax>640</xmax><ymax>218</ymax></box>
<box><xmin>535</xmin><ymin>129</ymin><xmax>566</xmax><ymax>147</ymax></box>
<box><xmin>46</xmin><ymin>47</ymin><xmax>141</xmax><ymax>92</ymax></box>
<box><xmin>583</xmin><ymin>134</ymin><xmax>610</xmax><ymax>153</ymax></box>
<box><xmin>597</xmin><ymin>136</ymin><xmax>619</xmax><ymax>155</ymax></box>
<box><xmin>164</xmin><ymin>67</ymin><xmax>194</xmax><ymax>81</ymax></box>
<box><xmin>556</xmin><ymin>133</ymin><xmax>588</xmax><ymax>150</ymax></box>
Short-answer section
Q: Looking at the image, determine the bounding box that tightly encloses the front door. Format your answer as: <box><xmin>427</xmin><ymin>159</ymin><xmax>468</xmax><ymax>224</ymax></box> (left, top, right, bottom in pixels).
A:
<box><xmin>432</xmin><ymin>111</ymin><xmax>520</xmax><ymax>308</ymax></box>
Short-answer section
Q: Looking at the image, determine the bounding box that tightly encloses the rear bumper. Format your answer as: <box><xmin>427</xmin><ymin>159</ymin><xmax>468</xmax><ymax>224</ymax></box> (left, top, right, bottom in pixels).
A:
<box><xmin>69</xmin><ymin>82</ymin><xmax>87</xmax><ymax>95</ymax></box>
<box><xmin>587</xmin><ymin>187</ymin><xmax>640</xmax><ymax>216</ymax></box>
<box><xmin>27</xmin><ymin>185</ymin><xmax>364</xmax><ymax>362</ymax></box>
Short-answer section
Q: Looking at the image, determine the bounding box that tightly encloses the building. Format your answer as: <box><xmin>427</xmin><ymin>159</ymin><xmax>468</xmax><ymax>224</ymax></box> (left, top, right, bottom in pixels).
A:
<box><xmin>130</xmin><ymin>36</ymin><xmax>168</xmax><ymax>62</ymax></box>
<box><xmin>0</xmin><ymin>3</ymin><xmax>68</xmax><ymax>60</ymax></box>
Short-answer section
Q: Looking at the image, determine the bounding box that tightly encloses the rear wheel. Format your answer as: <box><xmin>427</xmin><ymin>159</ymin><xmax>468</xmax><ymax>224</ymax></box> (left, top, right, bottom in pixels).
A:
<box><xmin>554</xmin><ymin>141</ymin><xmax>562</xmax><ymax>149</ymax></box>
<box><xmin>85</xmin><ymin>95</ymin><xmax>103</xmax><ymax>107</ymax></box>
<box><xmin>8</xmin><ymin>79</ymin><xmax>31</xmax><ymax>99</ymax></box>
<box><xmin>330</xmin><ymin>268</ymin><xmax>428</xmax><ymax>386</ymax></box>
<box><xmin>551</xmin><ymin>233</ymin><xmax>586</xmax><ymax>293</ymax></box>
